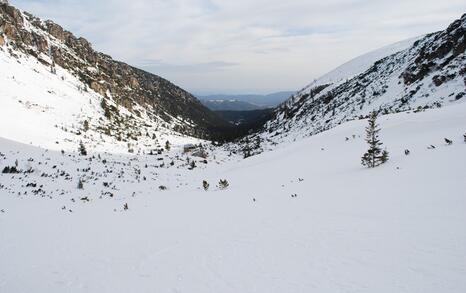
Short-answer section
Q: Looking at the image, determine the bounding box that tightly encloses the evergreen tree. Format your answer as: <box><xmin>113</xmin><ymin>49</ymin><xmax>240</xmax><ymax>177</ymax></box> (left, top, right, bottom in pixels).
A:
<box><xmin>48</xmin><ymin>45</ymin><xmax>57</xmax><ymax>74</ymax></box>
<box><xmin>165</xmin><ymin>140</ymin><xmax>171</xmax><ymax>151</ymax></box>
<box><xmin>101</xmin><ymin>98</ymin><xmax>111</xmax><ymax>119</ymax></box>
<box><xmin>361</xmin><ymin>112</ymin><xmax>389</xmax><ymax>168</ymax></box>
<box><xmin>50</xmin><ymin>60</ymin><xmax>56</xmax><ymax>74</ymax></box>
<box><xmin>243</xmin><ymin>147</ymin><xmax>251</xmax><ymax>159</ymax></box>
<box><xmin>79</xmin><ymin>141</ymin><xmax>87</xmax><ymax>156</ymax></box>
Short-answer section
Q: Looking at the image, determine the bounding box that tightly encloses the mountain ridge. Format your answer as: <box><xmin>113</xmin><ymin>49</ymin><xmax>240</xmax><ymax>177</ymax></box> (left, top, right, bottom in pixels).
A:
<box><xmin>246</xmin><ymin>14</ymin><xmax>465</xmax><ymax>150</ymax></box>
<box><xmin>201</xmin><ymin>99</ymin><xmax>264</xmax><ymax>111</ymax></box>
<box><xmin>197</xmin><ymin>91</ymin><xmax>294</xmax><ymax>108</ymax></box>
<box><xmin>0</xmin><ymin>2</ymin><xmax>228</xmax><ymax>145</ymax></box>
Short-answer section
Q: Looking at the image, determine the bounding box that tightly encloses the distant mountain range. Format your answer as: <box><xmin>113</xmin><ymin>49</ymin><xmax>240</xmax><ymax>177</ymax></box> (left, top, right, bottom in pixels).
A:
<box><xmin>197</xmin><ymin>91</ymin><xmax>294</xmax><ymax>111</ymax></box>
<box><xmin>200</xmin><ymin>100</ymin><xmax>263</xmax><ymax>111</ymax></box>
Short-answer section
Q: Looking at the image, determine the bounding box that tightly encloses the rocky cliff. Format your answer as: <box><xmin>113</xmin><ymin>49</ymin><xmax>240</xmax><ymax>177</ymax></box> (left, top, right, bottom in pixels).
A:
<box><xmin>0</xmin><ymin>2</ymin><xmax>228</xmax><ymax>140</ymax></box>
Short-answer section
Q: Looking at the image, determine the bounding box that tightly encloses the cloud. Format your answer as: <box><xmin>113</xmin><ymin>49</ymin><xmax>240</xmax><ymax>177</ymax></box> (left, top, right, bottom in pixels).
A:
<box><xmin>10</xmin><ymin>0</ymin><xmax>466</xmax><ymax>94</ymax></box>
<box><xmin>137</xmin><ymin>60</ymin><xmax>239</xmax><ymax>73</ymax></box>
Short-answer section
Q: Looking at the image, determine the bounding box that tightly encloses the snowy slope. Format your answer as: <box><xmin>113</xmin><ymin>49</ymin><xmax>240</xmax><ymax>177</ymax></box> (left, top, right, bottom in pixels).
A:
<box><xmin>302</xmin><ymin>36</ymin><xmax>422</xmax><ymax>90</ymax></box>
<box><xmin>0</xmin><ymin>47</ymin><xmax>205</xmax><ymax>153</ymax></box>
<box><xmin>253</xmin><ymin>14</ymin><xmax>465</xmax><ymax>150</ymax></box>
<box><xmin>1</xmin><ymin>102</ymin><xmax>466</xmax><ymax>293</ymax></box>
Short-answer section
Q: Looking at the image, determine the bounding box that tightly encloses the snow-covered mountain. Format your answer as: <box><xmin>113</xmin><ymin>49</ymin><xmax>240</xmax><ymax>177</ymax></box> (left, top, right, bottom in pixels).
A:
<box><xmin>0</xmin><ymin>2</ymin><xmax>228</xmax><ymax>152</ymax></box>
<box><xmin>257</xmin><ymin>14</ymin><xmax>465</xmax><ymax>145</ymax></box>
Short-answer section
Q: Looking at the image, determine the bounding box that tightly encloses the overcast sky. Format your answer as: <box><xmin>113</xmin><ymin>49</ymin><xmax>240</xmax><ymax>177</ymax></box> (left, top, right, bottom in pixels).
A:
<box><xmin>10</xmin><ymin>0</ymin><xmax>466</xmax><ymax>94</ymax></box>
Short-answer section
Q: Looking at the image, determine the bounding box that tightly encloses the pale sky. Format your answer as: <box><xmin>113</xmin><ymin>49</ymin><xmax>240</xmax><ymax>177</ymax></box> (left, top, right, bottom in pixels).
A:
<box><xmin>11</xmin><ymin>0</ymin><xmax>466</xmax><ymax>94</ymax></box>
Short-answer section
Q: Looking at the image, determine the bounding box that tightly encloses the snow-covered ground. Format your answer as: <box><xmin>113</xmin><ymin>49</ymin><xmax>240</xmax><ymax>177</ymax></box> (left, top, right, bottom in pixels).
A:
<box><xmin>1</xmin><ymin>101</ymin><xmax>465</xmax><ymax>292</ymax></box>
<box><xmin>0</xmin><ymin>44</ymin><xmax>204</xmax><ymax>154</ymax></box>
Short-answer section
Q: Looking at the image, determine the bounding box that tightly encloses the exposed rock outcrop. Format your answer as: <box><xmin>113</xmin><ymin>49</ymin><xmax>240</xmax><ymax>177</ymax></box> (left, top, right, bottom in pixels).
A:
<box><xmin>0</xmin><ymin>2</ymin><xmax>228</xmax><ymax>139</ymax></box>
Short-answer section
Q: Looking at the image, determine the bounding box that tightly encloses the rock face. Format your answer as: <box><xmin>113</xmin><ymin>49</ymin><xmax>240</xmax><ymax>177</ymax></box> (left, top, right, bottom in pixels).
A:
<box><xmin>256</xmin><ymin>13</ymin><xmax>466</xmax><ymax>143</ymax></box>
<box><xmin>402</xmin><ymin>15</ymin><xmax>466</xmax><ymax>86</ymax></box>
<box><xmin>0</xmin><ymin>2</ymin><xmax>228</xmax><ymax>139</ymax></box>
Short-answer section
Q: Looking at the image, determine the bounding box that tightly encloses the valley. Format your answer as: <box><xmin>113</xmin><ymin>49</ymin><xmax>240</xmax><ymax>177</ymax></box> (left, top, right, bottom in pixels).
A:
<box><xmin>0</xmin><ymin>1</ymin><xmax>465</xmax><ymax>292</ymax></box>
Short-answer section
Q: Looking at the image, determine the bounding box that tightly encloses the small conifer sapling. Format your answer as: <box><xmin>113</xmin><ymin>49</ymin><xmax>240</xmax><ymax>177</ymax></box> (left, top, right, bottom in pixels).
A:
<box><xmin>361</xmin><ymin>112</ymin><xmax>389</xmax><ymax>168</ymax></box>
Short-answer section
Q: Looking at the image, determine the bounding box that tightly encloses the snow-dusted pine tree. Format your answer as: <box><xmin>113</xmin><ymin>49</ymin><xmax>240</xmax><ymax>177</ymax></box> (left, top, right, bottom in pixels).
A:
<box><xmin>361</xmin><ymin>112</ymin><xmax>389</xmax><ymax>168</ymax></box>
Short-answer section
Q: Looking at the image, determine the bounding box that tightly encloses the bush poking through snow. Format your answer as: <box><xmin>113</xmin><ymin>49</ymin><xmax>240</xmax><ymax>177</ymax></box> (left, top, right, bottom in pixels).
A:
<box><xmin>361</xmin><ymin>112</ymin><xmax>389</xmax><ymax>168</ymax></box>
<box><xmin>77</xmin><ymin>178</ymin><xmax>84</xmax><ymax>189</ymax></box>
<box><xmin>444</xmin><ymin>138</ymin><xmax>453</xmax><ymax>145</ymax></box>
<box><xmin>202</xmin><ymin>180</ymin><xmax>209</xmax><ymax>191</ymax></box>
<box><xmin>2</xmin><ymin>166</ymin><xmax>20</xmax><ymax>174</ymax></box>
<box><xmin>189</xmin><ymin>160</ymin><xmax>196</xmax><ymax>170</ymax></box>
<box><xmin>218</xmin><ymin>179</ymin><xmax>229</xmax><ymax>190</ymax></box>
